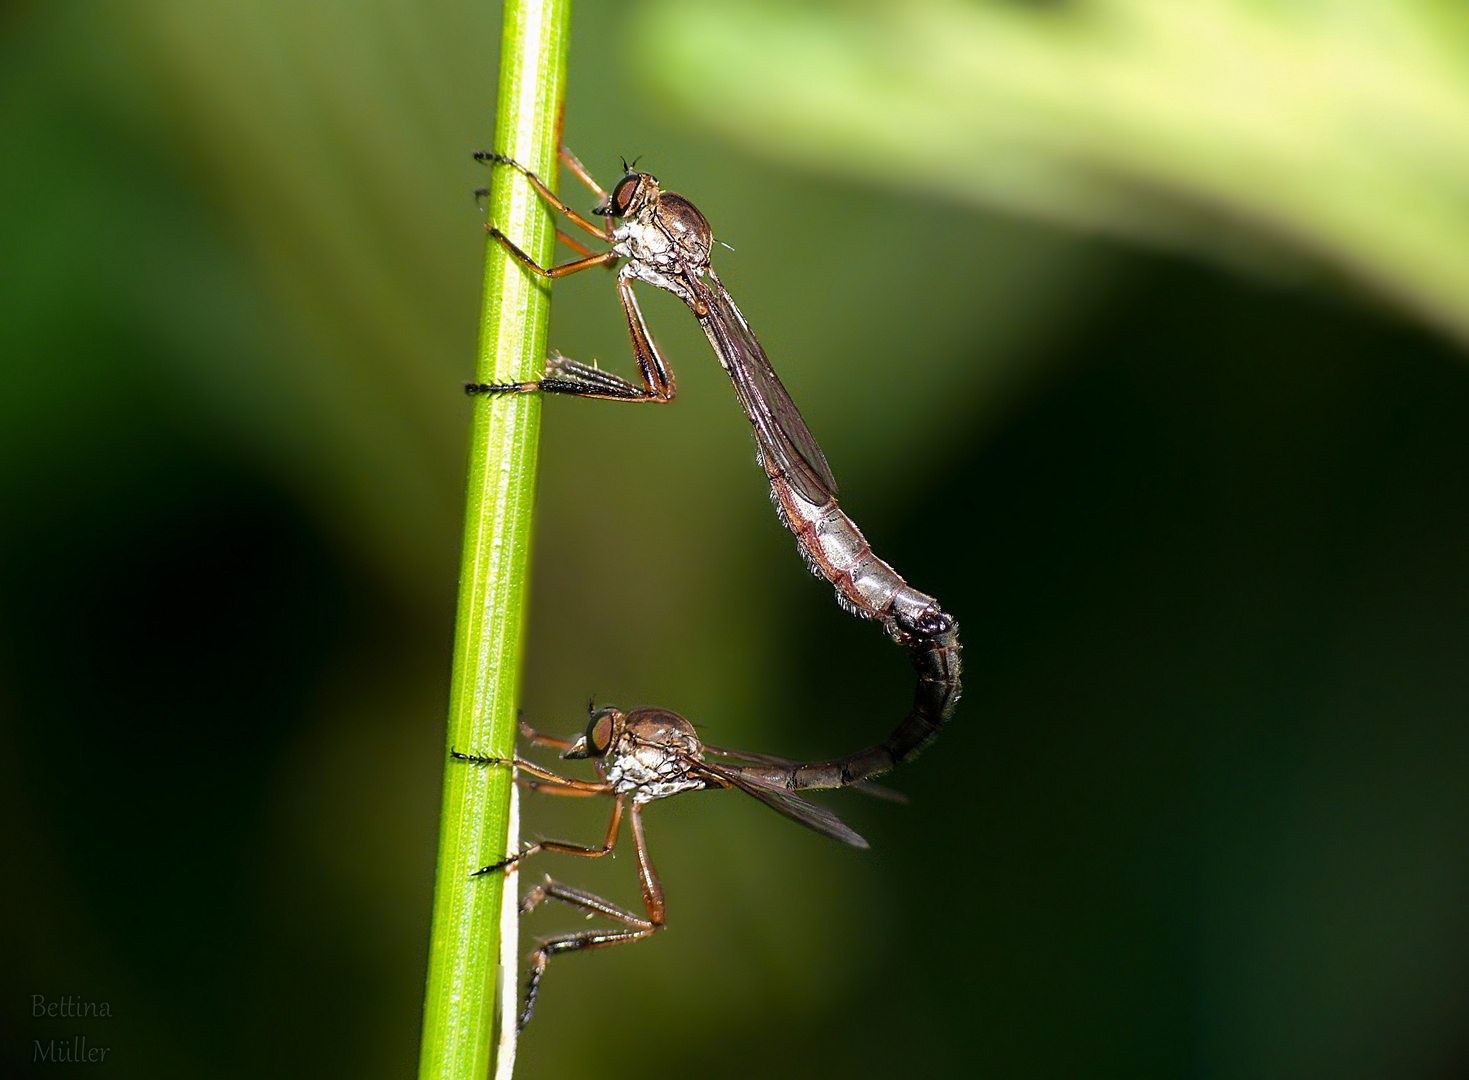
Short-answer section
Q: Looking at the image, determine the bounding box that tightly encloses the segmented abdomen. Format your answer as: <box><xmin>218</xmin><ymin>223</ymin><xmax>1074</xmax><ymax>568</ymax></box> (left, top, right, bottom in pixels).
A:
<box><xmin>755</xmin><ymin>459</ymin><xmax>964</xmax><ymax>786</ymax></box>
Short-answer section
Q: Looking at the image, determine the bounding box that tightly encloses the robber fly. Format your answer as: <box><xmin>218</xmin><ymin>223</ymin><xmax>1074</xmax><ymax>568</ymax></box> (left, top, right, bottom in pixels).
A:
<box><xmin>453</xmin><ymin>705</ymin><xmax>872</xmax><ymax>1029</ymax></box>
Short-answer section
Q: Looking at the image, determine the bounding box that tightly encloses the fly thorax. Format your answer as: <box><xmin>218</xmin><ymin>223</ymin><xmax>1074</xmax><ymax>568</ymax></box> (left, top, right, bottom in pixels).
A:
<box><xmin>615</xmin><ymin>218</ymin><xmax>673</xmax><ymax>265</ymax></box>
<box><xmin>604</xmin><ymin>755</ymin><xmax>706</xmax><ymax>802</ymax></box>
<box><xmin>603</xmin><ymin>737</ymin><xmax>706</xmax><ymax>802</ymax></box>
<box><xmin>632</xmin><ymin>774</ymin><xmax>706</xmax><ymax>803</ymax></box>
<box><xmin>622</xmin><ymin>261</ymin><xmax>694</xmax><ymax>307</ymax></box>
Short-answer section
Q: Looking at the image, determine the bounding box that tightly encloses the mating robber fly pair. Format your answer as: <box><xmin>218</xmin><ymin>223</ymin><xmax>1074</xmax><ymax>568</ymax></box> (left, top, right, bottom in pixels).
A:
<box><xmin>456</xmin><ymin>147</ymin><xmax>962</xmax><ymax>1030</ymax></box>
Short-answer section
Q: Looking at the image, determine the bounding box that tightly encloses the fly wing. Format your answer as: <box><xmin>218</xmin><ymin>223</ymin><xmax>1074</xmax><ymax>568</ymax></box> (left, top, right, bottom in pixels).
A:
<box><xmin>694</xmin><ymin>759</ymin><xmax>868</xmax><ymax>849</ymax></box>
<box><xmin>701</xmin><ymin>743</ymin><xmax>793</xmax><ymax>768</ymax></box>
<box><xmin>704</xmin><ymin>744</ymin><xmax>910</xmax><ymax>805</ymax></box>
<box><xmin>695</xmin><ymin>271</ymin><xmax>839</xmax><ymax>506</ymax></box>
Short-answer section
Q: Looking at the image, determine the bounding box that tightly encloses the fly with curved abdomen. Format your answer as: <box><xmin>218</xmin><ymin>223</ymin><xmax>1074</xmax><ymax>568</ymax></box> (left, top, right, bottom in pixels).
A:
<box><xmin>469</xmin><ymin>148</ymin><xmax>963</xmax><ymax>783</ymax></box>
<box><xmin>452</xmin><ymin>707</ymin><xmax>869</xmax><ymax>1029</ymax></box>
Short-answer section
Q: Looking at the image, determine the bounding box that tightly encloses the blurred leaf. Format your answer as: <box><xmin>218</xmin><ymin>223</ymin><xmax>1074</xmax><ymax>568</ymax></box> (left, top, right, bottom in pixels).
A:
<box><xmin>638</xmin><ymin>0</ymin><xmax>1469</xmax><ymax>347</ymax></box>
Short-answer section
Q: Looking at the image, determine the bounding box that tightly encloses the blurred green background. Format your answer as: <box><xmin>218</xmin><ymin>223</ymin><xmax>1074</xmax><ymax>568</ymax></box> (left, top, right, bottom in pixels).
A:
<box><xmin>4</xmin><ymin>1</ymin><xmax>1469</xmax><ymax>1077</ymax></box>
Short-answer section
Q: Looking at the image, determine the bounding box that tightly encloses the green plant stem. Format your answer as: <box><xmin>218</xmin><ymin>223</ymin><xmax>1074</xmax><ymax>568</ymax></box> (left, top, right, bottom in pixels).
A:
<box><xmin>418</xmin><ymin>2</ymin><xmax>570</xmax><ymax>1079</ymax></box>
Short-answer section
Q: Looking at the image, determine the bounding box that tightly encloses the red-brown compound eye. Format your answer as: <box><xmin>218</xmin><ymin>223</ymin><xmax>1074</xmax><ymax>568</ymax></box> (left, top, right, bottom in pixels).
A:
<box><xmin>584</xmin><ymin>709</ymin><xmax>616</xmax><ymax>756</ymax></box>
<box><xmin>613</xmin><ymin>176</ymin><xmax>640</xmax><ymax>214</ymax></box>
<box><xmin>601</xmin><ymin>173</ymin><xmax>654</xmax><ymax>217</ymax></box>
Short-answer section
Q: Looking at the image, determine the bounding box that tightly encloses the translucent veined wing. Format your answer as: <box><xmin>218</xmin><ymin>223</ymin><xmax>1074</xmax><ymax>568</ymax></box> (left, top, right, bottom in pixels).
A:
<box><xmin>702</xmin><ymin>744</ymin><xmax>910</xmax><ymax>804</ymax></box>
<box><xmin>694</xmin><ymin>758</ymin><xmax>868</xmax><ymax>849</ymax></box>
<box><xmin>694</xmin><ymin>270</ymin><xmax>839</xmax><ymax>506</ymax></box>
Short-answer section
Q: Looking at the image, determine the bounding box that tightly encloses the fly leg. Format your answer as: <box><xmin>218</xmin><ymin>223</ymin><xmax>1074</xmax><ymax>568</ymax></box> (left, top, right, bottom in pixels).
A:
<box><xmin>466</xmin><ymin>276</ymin><xmax>676</xmax><ymax>404</ymax></box>
<box><xmin>517</xmin><ymin>804</ymin><xmax>665</xmax><ymax>1029</ymax></box>
<box><xmin>516</xmin><ymin>878</ymin><xmax>659</xmax><ymax>1030</ymax></box>
<box><xmin>517</xmin><ymin>716</ymin><xmax>577</xmax><ymax>752</ymax></box>
<box><xmin>472</xmin><ymin>148</ymin><xmax>618</xmax><ymax>282</ymax></box>
<box><xmin>472</xmin><ymin>795</ymin><xmax>625</xmax><ymax>876</ymax></box>
<box><xmin>450</xmin><ymin>750</ymin><xmax>620</xmax><ymax>873</ymax></box>
<box><xmin>453</xmin><ymin>748</ymin><xmax>605</xmax><ymax>799</ymax></box>
<box><xmin>450</xmin><ymin>749</ymin><xmax>610</xmax><ymax>795</ymax></box>
<box><xmin>473</xmin><ymin>148</ymin><xmax>612</xmax><ymax>241</ymax></box>
<box><xmin>477</xmin><ymin>708</ymin><xmax>598</xmax><ymax>754</ymax></box>
<box><xmin>470</xmin><ymin>197</ymin><xmax>603</xmax><ymax>258</ymax></box>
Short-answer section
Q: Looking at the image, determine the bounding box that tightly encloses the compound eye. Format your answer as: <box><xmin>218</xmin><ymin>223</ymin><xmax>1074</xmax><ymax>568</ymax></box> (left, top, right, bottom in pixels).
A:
<box><xmin>584</xmin><ymin>710</ymin><xmax>616</xmax><ymax>756</ymax></box>
<box><xmin>608</xmin><ymin>174</ymin><xmax>647</xmax><ymax>216</ymax></box>
<box><xmin>610</xmin><ymin>176</ymin><xmax>638</xmax><ymax>215</ymax></box>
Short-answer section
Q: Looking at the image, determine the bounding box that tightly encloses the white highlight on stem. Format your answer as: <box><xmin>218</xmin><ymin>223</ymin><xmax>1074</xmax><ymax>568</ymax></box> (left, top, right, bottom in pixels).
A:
<box><xmin>493</xmin><ymin>781</ymin><xmax>521</xmax><ymax>1080</ymax></box>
